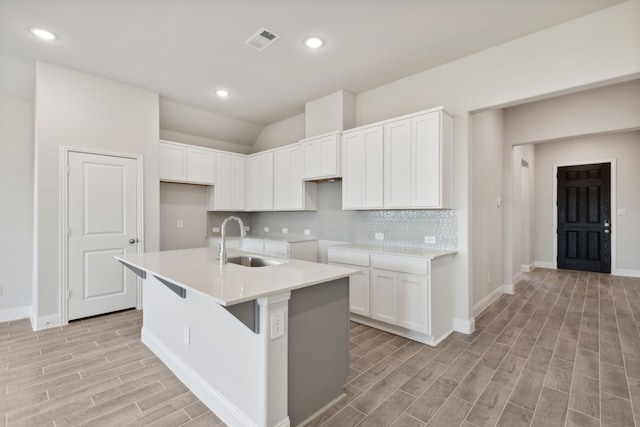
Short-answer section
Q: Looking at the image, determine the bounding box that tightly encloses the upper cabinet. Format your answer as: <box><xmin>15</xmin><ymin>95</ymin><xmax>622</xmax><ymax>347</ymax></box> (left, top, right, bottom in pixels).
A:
<box><xmin>273</xmin><ymin>144</ymin><xmax>317</xmax><ymax>211</ymax></box>
<box><xmin>208</xmin><ymin>152</ymin><xmax>245</xmax><ymax>211</ymax></box>
<box><xmin>342</xmin><ymin>108</ymin><xmax>453</xmax><ymax>210</ymax></box>
<box><xmin>245</xmin><ymin>152</ymin><xmax>274</xmax><ymax>211</ymax></box>
<box><xmin>341</xmin><ymin>126</ymin><xmax>384</xmax><ymax>209</ymax></box>
<box><xmin>159</xmin><ymin>141</ymin><xmax>216</xmax><ymax>185</ymax></box>
<box><xmin>300</xmin><ymin>132</ymin><xmax>341</xmax><ymax>181</ymax></box>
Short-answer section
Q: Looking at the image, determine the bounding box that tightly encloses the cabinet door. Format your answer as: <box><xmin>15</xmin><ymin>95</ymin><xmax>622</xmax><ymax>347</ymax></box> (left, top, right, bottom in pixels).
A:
<box><xmin>350</xmin><ymin>268</ymin><xmax>370</xmax><ymax>316</ymax></box>
<box><xmin>159</xmin><ymin>142</ymin><xmax>187</xmax><ymax>182</ymax></box>
<box><xmin>370</xmin><ymin>269</ymin><xmax>398</xmax><ymax>324</ymax></box>
<box><xmin>412</xmin><ymin>112</ymin><xmax>441</xmax><ymax>207</ymax></box>
<box><xmin>384</xmin><ymin>119</ymin><xmax>412</xmax><ymax>207</ymax></box>
<box><xmin>398</xmin><ymin>273</ymin><xmax>429</xmax><ymax>334</ymax></box>
<box><xmin>273</xmin><ymin>149</ymin><xmax>291</xmax><ymax>210</ymax></box>
<box><xmin>301</xmin><ymin>134</ymin><xmax>339</xmax><ymax>179</ymax></box>
<box><xmin>187</xmin><ymin>147</ymin><xmax>216</xmax><ymax>184</ymax></box>
<box><xmin>246</xmin><ymin>152</ymin><xmax>273</xmax><ymax>211</ymax></box>
<box><xmin>342</xmin><ymin>127</ymin><xmax>383</xmax><ymax>209</ymax></box>
<box><xmin>213</xmin><ymin>153</ymin><xmax>244</xmax><ymax>211</ymax></box>
<box><xmin>341</xmin><ymin>131</ymin><xmax>364</xmax><ymax>209</ymax></box>
<box><xmin>231</xmin><ymin>156</ymin><xmax>245</xmax><ymax>211</ymax></box>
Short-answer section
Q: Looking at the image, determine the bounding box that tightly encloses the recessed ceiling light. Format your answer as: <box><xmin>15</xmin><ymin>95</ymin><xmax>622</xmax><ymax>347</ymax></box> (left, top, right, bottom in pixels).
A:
<box><xmin>30</xmin><ymin>27</ymin><xmax>58</xmax><ymax>41</ymax></box>
<box><xmin>216</xmin><ymin>89</ymin><xmax>230</xmax><ymax>98</ymax></box>
<box><xmin>304</xmin><ymin>36</ymin><xmax>324</xmax><ymax>49</ymax></box>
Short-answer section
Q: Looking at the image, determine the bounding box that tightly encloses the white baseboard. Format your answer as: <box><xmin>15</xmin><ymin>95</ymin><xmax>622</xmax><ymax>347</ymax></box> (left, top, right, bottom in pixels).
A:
<box><xmin>614</xmin><ymin>269</ymin><xmax>640</xmax><ymax>278</ymax></box>
<box><xmin>295</xmin><ymin>393</ymin><xmax>344</xmax><ymax>427</ymax></box>
<box><xmin>521</xmin><ymin>263</ymin><xmax>535</xmax><ymax>273</ymax></box>
<box><xmin>0</xmin><ymin>305</ymin><xmax>31</xmax><ymax>323</ymax></box>
<box><xmin>473</xmin><ymin>286</ymin><xmax>504</xmax><ymax>317</ymax></box>
<box><xmin>31</xmin><ymin>314</ymin><xmax>61</xmax><ymax>331</ymax></box>
<box><xmin>453</xmin><ymin>317</ymin><xmax>475</xmax><ymax>334</ymax></box>
<box><xmin>535</xmin><ymin>261</ymin><xmax>555</xmax><ymax>269</ymax></box>
<box><xmin>503</xmin><ymin>284</ymin><xmax>515</xmax><ymax>294</ymax></box>
<box><xmin>142</xmin><ymin>327</ymin><xmax>270</xmax><ymax>427</ymax></box>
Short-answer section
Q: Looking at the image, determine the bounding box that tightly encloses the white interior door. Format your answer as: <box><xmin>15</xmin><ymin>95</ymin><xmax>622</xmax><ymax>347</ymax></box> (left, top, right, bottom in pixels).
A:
<box><xmin>68</xmin><ymin>151</ymin><xmax>139</xmax><ymax>320</ymax></box>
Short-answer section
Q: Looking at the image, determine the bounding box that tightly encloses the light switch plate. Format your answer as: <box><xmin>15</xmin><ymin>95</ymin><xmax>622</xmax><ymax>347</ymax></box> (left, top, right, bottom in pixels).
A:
<box><xmin>375</xmin><ymin>232</ymin><xmax>384</xmax><ymax>240</ymax></box>
<box><xmin>282</xmin><ymin>228</ymin><xmax>288</xmax><ymax>234</ymax></box>
<box><xmin>304</xmin><ymin>229</ymin><xmax>311</xmax><ymax>235</ymax></box>
<box><xmin>617</xmin><ymin>208</ymin><xmax>627</xmax><ymax>216</ymax></box>
<box><xmin>177</xmin><ymin>220</ymin><xmax>183</xmax><ymax>229</ymax></box>
<box><xmin>424</xmin><ymin>236</ymin><xmax>436</xmax><ymax>244</ymax></box>
<box><xmin>264</xmin><ymin>226</ymin><xmax>270</xmax><ymax>232</ymax></box>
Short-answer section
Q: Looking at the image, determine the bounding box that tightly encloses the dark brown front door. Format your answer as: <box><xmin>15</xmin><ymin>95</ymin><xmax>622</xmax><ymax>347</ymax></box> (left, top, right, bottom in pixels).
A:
<box><xmin>557</xmin><ymin>163</ymin><xmax>611</xmax><ymax>273</ymax></box>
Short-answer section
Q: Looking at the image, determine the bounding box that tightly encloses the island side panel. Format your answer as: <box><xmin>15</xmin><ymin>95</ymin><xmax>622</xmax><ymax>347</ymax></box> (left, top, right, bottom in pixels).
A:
<box><xmin>287</xmin><ymin>278</ymin><xmax>350</xmax><ymax>426</ymax></box>
<box><xmin>141</xmin><ymin>275</ymin><xmax>270</xmax><ymax>426</ymax></box>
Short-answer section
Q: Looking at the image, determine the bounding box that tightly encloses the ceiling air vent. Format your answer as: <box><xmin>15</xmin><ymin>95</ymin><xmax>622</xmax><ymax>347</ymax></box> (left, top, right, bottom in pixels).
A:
<box><xmin>245</xmin><ymin>28</ymin><xmax>280</xmax><ymax>51</ymax></box>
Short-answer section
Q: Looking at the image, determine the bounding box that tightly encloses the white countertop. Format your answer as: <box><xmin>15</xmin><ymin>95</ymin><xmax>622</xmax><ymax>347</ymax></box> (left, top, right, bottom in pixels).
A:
<box><xmin>329</xmin><ymin>243</ymin><xmax>456</xmax><ymax>259</ymax></box>
<box><xmin>117</xmin><ymin>247</ymin><xmax>356</xmax><ymax>306</ymax></box>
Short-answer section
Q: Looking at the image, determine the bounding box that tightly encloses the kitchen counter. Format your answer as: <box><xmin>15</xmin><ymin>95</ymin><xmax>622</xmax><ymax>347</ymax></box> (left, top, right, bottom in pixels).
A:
<box><xmin>116</xmin><ymin>247</ymin><xmax>355</xmax><ymax>426</ymax></box>
<box><xmin>330</xmin><ymin>242</ymin><xmax>456</xmax><ymax>259</ymax></box>
<box><xmin>116</xmin><ymin>246</ymin><xmax>354</xmax><ymax>306</ymax></box>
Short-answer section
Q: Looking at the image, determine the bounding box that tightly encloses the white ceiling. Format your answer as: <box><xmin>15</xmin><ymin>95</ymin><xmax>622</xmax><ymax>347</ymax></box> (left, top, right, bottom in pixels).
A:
<box><xmin>0</xmin><ymin>0</ymin><xmax>626</xmax><ymax>127</ymax></box>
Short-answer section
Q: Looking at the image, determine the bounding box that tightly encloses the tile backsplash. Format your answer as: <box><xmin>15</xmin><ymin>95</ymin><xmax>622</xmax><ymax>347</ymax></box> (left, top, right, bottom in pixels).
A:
<box><xmin>211</xmin><ymin>181</ymin><xmax>457</xmax><ymax>250</ymax></box>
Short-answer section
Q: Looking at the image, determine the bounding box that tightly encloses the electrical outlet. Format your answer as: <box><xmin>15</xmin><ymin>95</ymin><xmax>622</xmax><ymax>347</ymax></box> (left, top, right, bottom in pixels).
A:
<box><xmin>424</xmin><ymin>236</ymin><xmax>436</xmax><ymax>244</ymax></box>
<box><xmin>304</xmin><ymin>229</ymin><xmax>311</xmax><ymax>236</ymax></box>
<box><xmin>271</xmin><ymin>311</ymin><xmax>285</xmax><ymax>339</ymax></box>
<box><xmin>374</xmin><ymin>232</ymin><xmax>384</xmax><ymax>240</ymax></box>
<box><xmin>264</xmin><ymin>226</ymin><xmax>270</xmax><ymax>232</ymax></box>
<box><xmin>177</xmin><ymin>219</ymin><xmax>183</xmax><ymax>229</ymax></box>
<box><xmin>183</xmin><ymin>326</ymin><xmax>190</xmax><ymax>345</ymax></box>
<box><xmin>244</xmin><ymin>226</ymin><xmax>250</xmax><ymax>232</ymax></box>
<box><xmin>617</xmin><ymin>208</ymin><xmax>627</xmax><ymax>216</ymax></box>
<box><xmin>212</xmin><ymin>227</ymin><xmax>220</xmax><ymax>233</ymax></box>
<box><xmin>282</xmin><ymin>228</ymin><xmax>288</xmax><ymax>234</ymax></box>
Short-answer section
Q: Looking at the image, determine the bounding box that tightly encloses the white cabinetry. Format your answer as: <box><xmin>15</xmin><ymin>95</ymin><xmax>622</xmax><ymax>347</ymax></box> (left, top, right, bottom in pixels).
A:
<box><xmin>207</xmin><ymin>152</ymin><xmax>245</xmax><ymax>211</ymax></box>
<box><xmin>384</xmin><ymin>110</ymin><xmax>452</xmax><ymax>208</ymax></box>
<box><xmin>301</xmin><ymin>132</ymin><xmax>341</xmax><ymax>180</ymax></box>
<box><xmin>327</xmin><ymin>246</ymin><xmax>453</xmax><ymax>346</ymax></box>
<box><xmin>245</xmin><ymin>152</ymin><xmax>274</xmax><ymax>211</ymax></box>
<box><xmin>273</xmin><ymin>145</ymin><xmax>317</xmax><ymax>211</ymax></box>
<box><xmin>327</xmin><ymin>249</ymin><xmax>370</xmax><ymax>317</ymax></box>
<box><xmin>159</xmin><ymin>141</ymin><xmax>216</xmax><ymax>185</ymax></box>
<box><xmin>341</xmin><ymin>126</ymin><xmax>384</xmax><ymax>209</ymax></box>
<box><xmin>235</xmin><ymin>238</ymin><xmax>318</xmax><ymax>262</ymax></box>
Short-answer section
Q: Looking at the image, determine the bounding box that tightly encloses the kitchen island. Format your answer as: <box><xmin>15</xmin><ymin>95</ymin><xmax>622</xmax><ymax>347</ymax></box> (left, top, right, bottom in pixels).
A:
<box><xmin>117</xmin><ymin>247</ymin><xmax>357</xmax><ymax>427</ymax></box>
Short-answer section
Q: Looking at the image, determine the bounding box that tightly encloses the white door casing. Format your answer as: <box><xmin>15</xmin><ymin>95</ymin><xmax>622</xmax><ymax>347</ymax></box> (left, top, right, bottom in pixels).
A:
<box><xmin>64</xmin><ymin>149</ymin><xmax>142</xmax><ymax>321</ymax></box>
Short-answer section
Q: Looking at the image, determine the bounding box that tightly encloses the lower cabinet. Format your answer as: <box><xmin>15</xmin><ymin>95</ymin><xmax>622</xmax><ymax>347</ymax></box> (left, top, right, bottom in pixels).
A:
<box><xmin>328</xmin><ymin>246</ymin><xmax>453</xmax><ymax>346</ymax></box>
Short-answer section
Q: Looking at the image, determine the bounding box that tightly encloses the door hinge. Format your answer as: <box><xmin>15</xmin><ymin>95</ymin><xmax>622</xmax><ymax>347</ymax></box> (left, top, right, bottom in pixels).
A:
<box><xmin>67</xmin><ymin>165</ymin><xmax>70</xmax><ymax>175</ymax></box>
<box><xmin>556</xmin><ymin>228</ymin><xmax>558</xmax><ymax>234</ymax></box>
<box><xmin>67</xmin><ymin>290</ymin><xmax>72</xmax><ymax>299</ymax></box>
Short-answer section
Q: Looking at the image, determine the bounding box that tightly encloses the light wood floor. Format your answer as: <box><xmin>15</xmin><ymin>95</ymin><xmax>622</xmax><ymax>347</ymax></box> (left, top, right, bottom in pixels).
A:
<box><xmin>1</xmin><ymin>268</ymin><xmax>639</xmax><ymax>426</ymax></box>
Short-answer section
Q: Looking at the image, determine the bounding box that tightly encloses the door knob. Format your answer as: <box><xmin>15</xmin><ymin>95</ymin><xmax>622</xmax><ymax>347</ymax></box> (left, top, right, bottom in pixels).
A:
<box><xmin>129</xmin><ymin>238</ymin><xmax>137</xmax><ymax>244</ymax></box>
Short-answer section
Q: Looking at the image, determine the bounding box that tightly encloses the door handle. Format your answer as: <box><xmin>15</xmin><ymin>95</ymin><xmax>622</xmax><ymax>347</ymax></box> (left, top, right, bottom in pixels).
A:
<box><xmin>604</xmin><ymin>230</ymin><xmax>610</xmax><ymax>234</ymax></box>
<box><xmin>129</xmin><ymin>238</ymin><xmax>138</xmax><ymax>244</ymax></box>
<box><xmin>604</xmin><ymin>220</ymin><xmax>610</xmax><ymax>228</ymax></box>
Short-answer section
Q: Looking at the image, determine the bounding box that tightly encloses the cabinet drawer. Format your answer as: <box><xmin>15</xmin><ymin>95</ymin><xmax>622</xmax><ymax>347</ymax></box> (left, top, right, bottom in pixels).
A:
<box><xmin>327</xmin><ymin>248</ymin><xmax>370</xmax><ymax>267</ymax></box>
<box><xmin>370</xmin><ymin>254</ymin><xmax>428</xmax><ymax>275</ymax></box>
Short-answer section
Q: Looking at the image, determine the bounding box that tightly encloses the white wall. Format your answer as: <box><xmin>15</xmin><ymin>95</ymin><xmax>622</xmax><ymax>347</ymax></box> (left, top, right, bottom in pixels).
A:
<box><xmin>160</xmin><ymin>182</ymin><xmax>208</xmax><ymax>251</ymax></box>
<box><xmin>33</xmin><ymin>62</ymin><xmax>160</xmax><ymax>325</ymax></box>
<box><xmin>504</xmin><ymin>79</ymin><xmax>640</xmax><ymax>145</ymax></box>
<box><xmin>353</xmin><ymin>0</ymin><xmax>640</xmax><ymax>329</ymax></box>
<box><xmin>252</xmin><ymin>113</ymin><xmax>305</xmax><ymax>153</ymax></box>
<box><xmin>470</xmin><ymin>110</ymin><xmax>504</xmax><ymax>311</ymax></box>
<box><xmin>159</xmin><ymin>98</ymin><xmax>263</xmax><ymax>147</ymax></box>
<box><xmin>160</xmin><ymin>129</ymin><xmax>253</xmax><ymax>155</ymax></box>
<box><xmin>534</xmin><ymin>131</ymin><xmax>640</xmax><ymax>275</ymax></box>
<box><xmin>0</xmin><ymin>96</ymin><xmax>34</xmax><ymax>320</ymax></box>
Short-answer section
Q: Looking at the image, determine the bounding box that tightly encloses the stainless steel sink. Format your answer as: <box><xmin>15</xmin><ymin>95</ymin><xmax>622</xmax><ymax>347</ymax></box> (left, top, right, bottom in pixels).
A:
<box><xmin>227</xmin><ymin>256</ymin><xmax>287</xmax><ymax>267</ymax></box>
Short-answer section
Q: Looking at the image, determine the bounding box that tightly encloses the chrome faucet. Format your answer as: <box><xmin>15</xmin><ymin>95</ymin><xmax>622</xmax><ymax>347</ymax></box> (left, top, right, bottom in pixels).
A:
<box><xmin>219</xmin><ymin>216</ymin><xmax>247</xmax><ymax>264</ymax></box>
